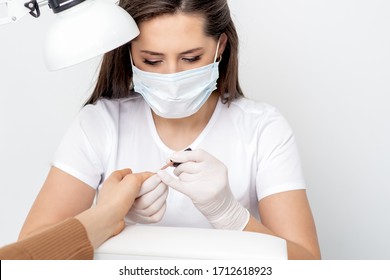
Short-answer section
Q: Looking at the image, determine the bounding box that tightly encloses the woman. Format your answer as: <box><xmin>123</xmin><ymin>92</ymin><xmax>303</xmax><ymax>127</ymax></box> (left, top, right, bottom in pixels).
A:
<box><xmin>19</xmin><ymin>0</ymin><xmax>321</xmax><ymax>259</ymax></box>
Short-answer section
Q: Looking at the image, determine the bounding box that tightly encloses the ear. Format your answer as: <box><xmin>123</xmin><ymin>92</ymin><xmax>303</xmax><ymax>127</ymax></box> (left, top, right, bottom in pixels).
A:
<box><xmin>217</xmin><ymin>33</ymin><xmax>228</xmax><ymax>58</ymax></box>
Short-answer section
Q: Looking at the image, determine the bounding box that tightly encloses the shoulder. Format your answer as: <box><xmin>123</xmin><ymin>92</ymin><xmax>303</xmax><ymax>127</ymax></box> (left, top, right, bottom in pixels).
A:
<box><xmin>221</xmin><ymin>97</ymin><xmax>295</xmax><ymax>147</ymax></box>
<box><xmin>82</xmin><ymin>94</ymin><xmax>144</xmax><ymax>117</ymax></box>
<box><xmin>229</xmin><ymin>97</ymin><xmax>277</xmax><ymax>115</ymax></box>
<box><xmin>225</xmin><ymin>97</ymin><xmax>286</xmax><ymax>127</ymax></box>
<box><xmin>79</xmin><ymin>94</ymin><xmax>144</xmax><ymax>129</ymax></box>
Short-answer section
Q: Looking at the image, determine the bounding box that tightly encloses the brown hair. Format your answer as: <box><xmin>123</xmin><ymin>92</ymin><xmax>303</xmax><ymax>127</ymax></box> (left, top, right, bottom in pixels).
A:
<box><xmin>85</xmin><ymin>0</ymin><xmax>244</xmax><ymax>105</ymax></box>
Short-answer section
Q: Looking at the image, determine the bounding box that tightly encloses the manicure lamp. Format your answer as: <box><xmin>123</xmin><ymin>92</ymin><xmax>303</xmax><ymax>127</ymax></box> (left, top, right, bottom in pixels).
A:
<box><xmin>0</xmin><ymin>0</ymin><xmax>139</xmax><ymax>70</ymax></box>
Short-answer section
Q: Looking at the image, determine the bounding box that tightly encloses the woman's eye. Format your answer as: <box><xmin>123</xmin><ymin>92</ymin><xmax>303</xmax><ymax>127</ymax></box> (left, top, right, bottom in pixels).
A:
<box><xmin>182</xmin><ymin>56</ymin><xmax>201</xmax><ymax>63</ymax></box>
<box><xmin>143</xmin><ymin>59</ymin><xmax>161</xmax><ymax>66</ymax></box>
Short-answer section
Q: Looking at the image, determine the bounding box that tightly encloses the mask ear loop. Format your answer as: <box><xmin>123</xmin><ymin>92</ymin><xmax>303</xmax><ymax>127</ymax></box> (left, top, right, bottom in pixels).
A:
<box><xmin>213</xmin><ymin>38</ymin><xmax>221</xmax><ymax>63</ymax></box>
<box><xmin>129</xmin><ymin>49</ymin><xmax>135</xmax><ymax>67</ymax></box>
<box><xmin>129</xmin><ymin>49</ymin><xmax>136</xmax><ymax>91</ymax></box>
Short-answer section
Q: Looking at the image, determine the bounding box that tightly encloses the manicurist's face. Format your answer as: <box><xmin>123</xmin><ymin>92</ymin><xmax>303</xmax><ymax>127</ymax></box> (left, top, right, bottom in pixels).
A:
<box><xmin>131</xmin><ymin>13</ymin><xmax>222</xmax><ymax>74</ymax></box>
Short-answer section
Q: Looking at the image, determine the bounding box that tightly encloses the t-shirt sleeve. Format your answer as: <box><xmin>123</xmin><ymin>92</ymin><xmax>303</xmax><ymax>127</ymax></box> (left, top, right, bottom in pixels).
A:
<box><xmin>52</xmin><ymin>105</ymin><xmax>110</xmax><ymax>189</ymax></box>
<box><xmin>256</xmin><ymin>108</ymin><xmax>306</xmax><ymax>200</ymax></box>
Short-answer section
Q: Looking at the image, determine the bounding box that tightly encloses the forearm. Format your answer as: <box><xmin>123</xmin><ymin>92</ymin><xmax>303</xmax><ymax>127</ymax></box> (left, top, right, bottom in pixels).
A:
<box><xmin>243</xmin><ymin>216</ymin><xmax>320</xmax><ymax>260</ymax></box>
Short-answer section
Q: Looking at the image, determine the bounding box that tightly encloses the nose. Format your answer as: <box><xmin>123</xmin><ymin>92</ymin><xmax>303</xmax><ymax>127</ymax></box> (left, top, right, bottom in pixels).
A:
<box><xmin>164</xmin><ymin>62</ymin><xmax>180</xmax><ymax>74</ymax></box>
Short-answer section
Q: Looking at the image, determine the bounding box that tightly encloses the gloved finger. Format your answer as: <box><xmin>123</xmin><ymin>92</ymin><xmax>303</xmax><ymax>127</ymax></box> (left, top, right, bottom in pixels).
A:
<box><xmin>132</xmin><ymin>182</ymin><xmax>168</xmax><ymax>209</ymax></box>
<box><xmin>169</xmin><ymin>149</ymin><xmax>209</xmax><ymax>165</ymax></box>
<box><xmin>157</xmin><ymin>170</ymin><xmax>186</xmax><ymax>193</ymax></box>
<box><xmin>124</xmin><ymin>216</ymin><xmax>136</xmax><ymax>225</ymax></box>
<box><xmin>126</xmin><ymin>203</ymin><xmax>167</xmax><ymax>223</ymax></box>
<box><xmin>131</xmin><ymin>189</ymin><xmax>168</xmax><ymax>216</ymax></box>
<box><xmin>173</xmin><ymin>161</ymin><xmax>202</xmax><ymax>177</ymax></box>
<box><xmin>138</xmin><ymin>174</ymin><xmax>162</xmax><ymax>197</ymax></box>
<box><xmin>176</xmin><ymin>172</ymin><xmax>202</xmax><ymax>183</ymax></box>
<box><xmin>132</xmin><ymin>185</ymin><xmax>168</xmax><ymax>212</ymax></box>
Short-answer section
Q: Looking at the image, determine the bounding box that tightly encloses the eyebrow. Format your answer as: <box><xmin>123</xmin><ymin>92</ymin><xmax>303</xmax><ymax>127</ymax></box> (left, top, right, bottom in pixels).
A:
<box><xmin>140</xmin><ymin>47</ymin><xmax>204</xmax><ymax>56</ymax></box>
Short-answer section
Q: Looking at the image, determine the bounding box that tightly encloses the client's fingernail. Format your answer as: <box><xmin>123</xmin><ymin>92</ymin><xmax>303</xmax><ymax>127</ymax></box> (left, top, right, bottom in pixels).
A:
<box><xmin>160</xmin><ymin>162</ymin><xmax>173</xmax><ymax>170</ymax></box>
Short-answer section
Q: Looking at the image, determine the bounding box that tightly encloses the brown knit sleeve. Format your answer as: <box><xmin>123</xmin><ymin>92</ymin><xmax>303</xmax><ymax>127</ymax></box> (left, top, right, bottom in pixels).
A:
<box><xmin>0</xmin><ymin>218</ymin><xmax>93</xmax><ymax>260</ymax></box>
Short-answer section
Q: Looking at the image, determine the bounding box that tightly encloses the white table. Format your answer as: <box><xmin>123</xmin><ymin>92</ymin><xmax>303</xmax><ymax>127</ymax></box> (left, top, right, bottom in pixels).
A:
<box><xmin>94</xmin><ymin>225</ymin><xmax>287</xmax><ymax>259</ymax></box>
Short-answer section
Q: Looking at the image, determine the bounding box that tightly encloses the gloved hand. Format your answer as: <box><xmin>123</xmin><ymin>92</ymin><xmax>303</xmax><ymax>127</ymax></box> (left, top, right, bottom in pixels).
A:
<box><xmin>125</xmin><ymin>174</ymin><xmax>168</xmax><ymax>224</ymax></box>
<box><xmin>157</xmin><ymin>149</ymin><xmax>250</xmax><ymax>230</ymax></box>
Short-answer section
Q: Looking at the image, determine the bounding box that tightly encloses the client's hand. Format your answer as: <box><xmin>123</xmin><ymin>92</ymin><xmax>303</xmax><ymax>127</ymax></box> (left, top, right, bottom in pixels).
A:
<box><xmin>76</xmin><ymin>169</ymin><xmax>153</xmax><ymax>248</ymax></box>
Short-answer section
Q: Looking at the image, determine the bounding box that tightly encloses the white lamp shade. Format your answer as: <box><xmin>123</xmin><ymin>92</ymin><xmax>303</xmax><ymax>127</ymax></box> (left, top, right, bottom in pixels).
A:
<box><xmin>44</xmin><ymin>0</ymin><xmax>139</xmax><ymax>70</ymax></box>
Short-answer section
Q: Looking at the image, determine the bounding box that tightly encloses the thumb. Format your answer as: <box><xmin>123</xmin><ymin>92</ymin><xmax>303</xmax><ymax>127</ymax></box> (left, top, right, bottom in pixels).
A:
<box><xmin>112</xmin><ymin>220</ymin><xmax>125</xmax><ymax>237</ymax></box>
<box><xmin>169</xmin><ymin>149</ymin><xmax>206</xmax><ymax>164</ymax></box>
<box><xmin>108</xmin><ymin>168</ymin><xmax>133</xmax><ymax>183</ymax></box>
<box><xmin>157</xmin><ymin>170</ymin><xmax>185</xmax><ymax>192</ymax></box>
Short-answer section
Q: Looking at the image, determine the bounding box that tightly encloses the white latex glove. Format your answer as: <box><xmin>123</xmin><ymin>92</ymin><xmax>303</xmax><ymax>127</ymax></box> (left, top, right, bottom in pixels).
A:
<box><xmin>157</xmin><ymin>149</ymin><xmax>250</xmax><ymax>230</ymax></box>
<box><xmin>125</xmin><ymin>174</ymin><xmax>168</xmax><ymax>224</ymax></box>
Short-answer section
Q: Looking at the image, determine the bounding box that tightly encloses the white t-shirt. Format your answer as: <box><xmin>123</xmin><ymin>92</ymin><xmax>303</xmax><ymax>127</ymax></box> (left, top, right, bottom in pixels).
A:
<box><xmin>53</xmin><ymin>94</ymin><xmax>306</xmax><ymax>228</ymax></box>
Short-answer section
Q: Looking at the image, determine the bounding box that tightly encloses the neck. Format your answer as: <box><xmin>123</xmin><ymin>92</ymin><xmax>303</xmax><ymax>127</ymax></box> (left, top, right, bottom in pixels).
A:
<box><xmin>152</xmin><ymin>92</ymin><xmax>219</xmax><ymax>151</ymax></box>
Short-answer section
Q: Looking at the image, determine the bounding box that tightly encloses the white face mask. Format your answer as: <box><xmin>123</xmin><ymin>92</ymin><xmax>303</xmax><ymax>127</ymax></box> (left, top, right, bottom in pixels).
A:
<box><xmin>131</xmin><ymin>40</ymin><xmax>221</xmax><ymax>119</ymax></box>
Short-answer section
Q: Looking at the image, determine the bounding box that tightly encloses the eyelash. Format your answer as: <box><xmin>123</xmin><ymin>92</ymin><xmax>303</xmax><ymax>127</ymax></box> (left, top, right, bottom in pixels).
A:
<box><xmin>182</xmin><ymin>56</ymin><xmax>201</xmax><ymax>63</ymax></box>
<box><xmin>142</xmin><ymin>59</ymin><xmax>161</xmax><ymax>66</ymax></box>
<box><xmin>142</xmin><ymin>56</ymin><xmax>201</xmax><ymax>66</ymax></box>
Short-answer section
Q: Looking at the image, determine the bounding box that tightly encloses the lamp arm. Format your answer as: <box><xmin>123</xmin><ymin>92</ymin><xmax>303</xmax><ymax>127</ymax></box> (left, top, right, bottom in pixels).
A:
<box><xmin>0</xmin><ymin>0</ymin><xmax>48</xmax><ymax>25</ymax></box>
<box><xmin>0</xmin><ymin>0</ymin><xmax>120</xmax><ymax>26</ymax></box>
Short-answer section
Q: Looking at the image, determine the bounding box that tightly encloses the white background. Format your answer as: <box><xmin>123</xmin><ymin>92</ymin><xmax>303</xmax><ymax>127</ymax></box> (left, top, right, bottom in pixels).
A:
<box><xmin>0</xmin><ymin>0</ymin><xmax>389</xmax><ymax>259</ymax></box>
